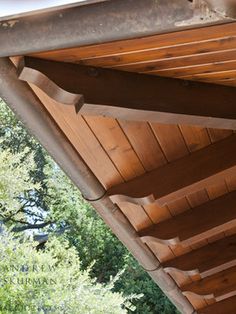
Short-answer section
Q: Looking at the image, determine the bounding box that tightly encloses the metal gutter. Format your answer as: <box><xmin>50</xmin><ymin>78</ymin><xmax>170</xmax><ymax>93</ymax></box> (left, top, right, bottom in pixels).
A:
<box><xmin>0</xmin><ymin>57</ymin><xmax>195</xmax><ymax>314</ymax></box>
<box><xmin>0</xmin><ymin>0</ymin><xmax>232</xmax><ymax>58</ymax></box>
<box><xmin>205</xmin><ymin>1</ymin><xmax>236</xmax><ymax>19</ymax></box>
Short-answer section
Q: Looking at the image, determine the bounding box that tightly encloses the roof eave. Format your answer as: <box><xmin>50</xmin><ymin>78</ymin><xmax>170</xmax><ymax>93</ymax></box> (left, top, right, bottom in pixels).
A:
<box><xmin>0</xmin><ymin>0</ymin><xmax>234</xmax><ymax>58</ymax></box>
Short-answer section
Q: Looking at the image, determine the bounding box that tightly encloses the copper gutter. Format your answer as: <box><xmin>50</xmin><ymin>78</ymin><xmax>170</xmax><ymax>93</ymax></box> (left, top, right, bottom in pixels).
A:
<box><xmin>0</xmin><ymin>57</ymin><xmax>195</xmax><ymax>314</ymax></box>
<box><xmin>0</xmin><ymin>0</ymin><xmax>232</xmax><ymax>58</ymax></box>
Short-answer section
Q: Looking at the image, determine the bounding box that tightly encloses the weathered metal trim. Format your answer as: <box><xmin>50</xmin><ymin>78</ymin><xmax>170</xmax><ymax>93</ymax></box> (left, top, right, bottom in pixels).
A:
<box><xmin>204</xmin><ymin>0</ymin><xmax>236</xmax><ymax>19</ymax></box>
<box><xmin>0</xmin><ymin>0</ymin><xmax>233</xmax><ymax>58</ymax></box>
<box><xmin>0</xmin><ymin>57</ymin><xmax>195</xmax><ymax>314</ymax></box>
<box><xmin>0</xmin><ymin>0</ymin><xmax>106</xmax><ymax>22</ymax></box>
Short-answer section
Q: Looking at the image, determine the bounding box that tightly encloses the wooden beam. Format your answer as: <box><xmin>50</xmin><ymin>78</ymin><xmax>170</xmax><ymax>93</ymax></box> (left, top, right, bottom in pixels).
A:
<box><xmin>0</xmin><ymin>57</ymin><xmax>194</xmax><ymax>314</ymax></box>
<box><xmin>18</xmin><ymin>57</ymin><xmax>236</xmax><ymax>130</ymax></box>
<box><xmin>182</xmin><ymin>265</ymin><xmax>236</xmax><ymax>301</ymax></box>
<box><xmin>138</xmin><ymin>191</ymin><xmax>236</xmax><ymax>246</ymax></box>
<box><xmin>198</xmin><ymin>295</ymin><xmax>236</xmax><ymax>314</ymax></box>
<box><xmin>107</xmin><ymin>135</ymin><xmax>236</xmax><ymax>206</ymax></box>
<box><xmin>163</xmin><ymin>234</ymin><xmax>236</xmax><ymax>277</ymax></box>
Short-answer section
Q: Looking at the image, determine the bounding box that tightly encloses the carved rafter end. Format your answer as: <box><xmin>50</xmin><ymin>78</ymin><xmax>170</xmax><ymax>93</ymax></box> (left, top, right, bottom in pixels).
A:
<box><xmin>17</xmin><ymin>57</ymin><xmax>84</xmax><ymax>109</ymax></box>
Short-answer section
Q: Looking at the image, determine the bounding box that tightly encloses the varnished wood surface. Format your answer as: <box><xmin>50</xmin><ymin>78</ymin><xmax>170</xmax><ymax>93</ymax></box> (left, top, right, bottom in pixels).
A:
<box><xmin>139</xmin><ymin>191</ymin><xmax>236</xmax><ymax>246</ymax></box>
<box><xmin>19</xmin><ymin>57</ymin><xmax>236</xmax><ymax>130</ymax></box>
<box><xmin>198</xmin><ymin>295</ymin><xmax>236</xmax><ymax>314</ymax></box>
<box><xmin>182</xmin><ymin>265</ymin><xmax>236</xmax><ymax>301</ymax></box>
<box><xmin>33</xmin><ymin>22</ymin><xmax>236</xmax><ymax>88</ymax></box>
<box><xmin>24</xmin><ymin>21</ymin><xmax>236</xmax><ymax>312</ymax></box>
<box><xmin>163</xmin><ymin>233</ymin><xmax>236</xmax><ymax>277</ymax></box>
<box><xmin>29</xmin><ymin>83</ymin><xmax>236</xmax><ymax>313</ymax></box>
<box><xmin>108</xmin><ymin>135</ymin><xmax>236</xmax><ymax>206</ymax></box>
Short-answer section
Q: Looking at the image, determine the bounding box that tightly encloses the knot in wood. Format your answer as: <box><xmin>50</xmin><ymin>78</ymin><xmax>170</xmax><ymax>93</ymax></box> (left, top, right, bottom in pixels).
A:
<box><xmin>87</xmin><ymin>67</ymin><xmax>99</xmax><ymax>77</ymax></box>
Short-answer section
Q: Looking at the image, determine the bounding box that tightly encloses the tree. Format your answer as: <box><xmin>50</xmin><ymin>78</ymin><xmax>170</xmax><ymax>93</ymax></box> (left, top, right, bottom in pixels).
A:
<box><xmin>0</xmin><ymin>99</ymin><xmax>178</xmax><ymax>313</ymax></box>
<box><xmin>0</xmin><ymin>230</ymin><xmax>130</xmax><ymax>314</ymax></box>
<box><xmin>65</xmin><ymin>198</ymin><xmax>178</xmax><ymax>314</ymax></box>
<box><xmin>0</xmin><ymin>149</ymin><xmax>37</xmax><ymax>223</ymax></box>
<box><xmin>0</xmin><ymin>100</ymin><xmax>78</xmax><ymax>233</ymax></box>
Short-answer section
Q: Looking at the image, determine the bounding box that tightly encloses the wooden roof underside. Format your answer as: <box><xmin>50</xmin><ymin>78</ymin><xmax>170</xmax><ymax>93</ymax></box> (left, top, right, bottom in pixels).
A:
<box><xmin>17</xmin><ymin>21</ymin><xmax>236</xmax><ymax>313</ymax></box>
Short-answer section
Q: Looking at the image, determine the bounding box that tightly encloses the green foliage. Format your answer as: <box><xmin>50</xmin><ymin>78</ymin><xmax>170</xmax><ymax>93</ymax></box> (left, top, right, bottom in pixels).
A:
<box><xmin>0</xmin><ymin>148</ymin><xmax>38</xmax><ymax>217</ymax></box>
<box><xmin>0</xmin><ymin>99</ymin><xmax>179</xmax><ymax>313</ymax></box>
<box><xmin>0</xmin><ymin>100</ymin><xmax>53</xmax><ymax>230</ymax></box>
<box><xmin>0</xmin><ymin>231</ymin><xmax>129</xmax><ymax>314</ymax></box>
<box><xmin>65</xmin><ymin>199</ymin><xmax>178</xmax><ymax>314</ymax></box>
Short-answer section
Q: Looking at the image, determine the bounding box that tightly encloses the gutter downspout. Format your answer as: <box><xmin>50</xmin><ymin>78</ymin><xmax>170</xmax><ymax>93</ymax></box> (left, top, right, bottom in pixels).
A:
<box><xmin>0</xmin><ymin>57</ymin><xmax>195</xmax><ymax>314</ymax></box>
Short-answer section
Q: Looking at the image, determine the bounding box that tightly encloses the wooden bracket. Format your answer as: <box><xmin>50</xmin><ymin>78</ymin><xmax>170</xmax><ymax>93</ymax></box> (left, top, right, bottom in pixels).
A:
<box><xmin>108</xmin><ymin>135</ymin><xmax>236</xmax><ymax>207</ymax></box>
<box><xmin>182</xmin><ymin>265</ymin><xmax>236</xmax><ymax>301</ymax></box>
<box><xmin>17</xmin><ymin>57</ymin><xmax>84</xmax><ymax>108</ymax></box>
<box><xmin>18</xmin><ymin>56</ymin><xmax>236</xmax><ymax>129</ymax></box>
<box><xmin>138</xmin><ymin>191</ymin><xmax>236</xmax><ymax>247</ymax></box>
<box><xmin>163</xmin><ymin>234</ymin><xmax>236</xmax><ymax>278</ymax></box>
<box><xmin>198</xmin><ymin>295</ymin><xmax>236</xmax><ymax>314</ymax></box>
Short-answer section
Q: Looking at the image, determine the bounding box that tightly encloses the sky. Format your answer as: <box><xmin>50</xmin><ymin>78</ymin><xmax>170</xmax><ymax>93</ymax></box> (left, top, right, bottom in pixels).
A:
<box><xmin>0</xmin><ymin>1</ymin><xmax>95</xmax><ymax>20</ymax></box>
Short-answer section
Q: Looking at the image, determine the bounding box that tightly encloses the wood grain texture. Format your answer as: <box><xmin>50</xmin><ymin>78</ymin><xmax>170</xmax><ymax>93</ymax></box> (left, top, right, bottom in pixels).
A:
<box><xmin>108</xmin><ymin>135</ymin><xmax>236</xmax><ymax>206</ymax></box>
<box><xmin>33</xmin><ymin>22</ymin><xmax>236</xmax><ymax>90</ymax></box>
<box><xmin>163</xmin><ymin>234</ymin><xmax>236</xmax><ymax>278</ymax></box>
<box><xmin>27</xmin><ymin>22</ymin><xmax>236</xmax><ymax>311</ymax></box>
<box><xmin>19</xmin><ymin>57</ymin><xmax>236</xmax><ymax>130</ymax></box>
<box><xmin>33</xmin><ymin>22</ymin><xmax>236</xmax><ymax>64</ymax></box>
<box><xmin>182</xmin><ymin>265</ymin><xmax>236</xmax><ymax>301</ymax></box>
<box><xmin>139</xmin><ymin>191</ymin><xmax>236</xmax><ymax>246</ymax></box>
<box><xmin>198</xmin><ymin>295</ymin><xmax>236</xmax><ymax>314</ymax></box>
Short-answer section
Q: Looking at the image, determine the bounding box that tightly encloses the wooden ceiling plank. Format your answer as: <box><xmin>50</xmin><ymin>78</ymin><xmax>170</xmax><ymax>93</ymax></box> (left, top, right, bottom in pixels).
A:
<box><xmin>198</xmin><ymin>295</ymin><xmax>236</xmax><ymax>314</ymax></box>
<box><xmin>163</xmin><ymin>234</ymin><xmax>236</xmax><ymax>278</ymax></box>
<box><xmin>179</xmin><ymin>125</ymin><xmax>210</xmax><ymax>152</ymax></box>
<box><xmin>151</xmin><ymin>59</ymin><xmax>236</xmax><ymax>78</ymax></box>
<box><xmin>83</xmin><ymin>116</ymin><xmax>145</xmax><ymax>180</ymax></box>
<box><xmin>148</xmin><ymin>124</ymin><xmax>191</xmax><ymax>221</ymax></box>
<box><xmin>184</xmin><ymin>189</ymin><xmax>209</xmax><ymax>251</ymax></box>
<box><xmin>207</xmin><ymin>128</ymin><xmax>233</xmax><ymax>143</ymax></box>
<box><xmin>118</xmin><ymin>120</ymin><xmax>166</xmax><ymax>171</ymax></box>
<box><xmin>116</xmin><ymin>121</ymin><xmax>174</xmax><ymax>231</ymax></box>
<box><xmin>145</xmin><ymin>123</ymin><xmax>194</xmax><ymax>258</ymax></box>
<box><xmin>83</xmin><ymin>116</ymin><xmax>156</xmax><ymax>233</ymax></box>
<box><xmin>29</xmin><ymin>85</ymin><xmax>123</xmax><ymax>189</ymax></box>
<box><xmin>19</xmin><ymin>57</ymin><xmax>236</xmax><ymax>130</ymax></box>
<box><xmin>150</xmin><ymin>124</ymin><xmax>189</xmax><ymax>162</ymax></box>
<box><xmin>107</xmin><ymin>135</ymin><xmax>236</xmax><ymax>207</ymax></box>
<box><xmin>138</xmin><ymin>190</ymin><xmax>236</xmax><ymax>246</ymax></box>
<box><xmin>32</xmin><ymin>23</ymin><xmax>236</xmax><ymax>63</ymax></box>
<box><xmin>182</xmin><ymin>265</ymin><xmax>236</xmax><ymax>301</ymax></box>
<box><xmin>178</xmin><ymin>125</ymin><xmax>222</xmax><ymax>248</ymax></box>
<box><xmin>119</xmin><ymin>49</ymin><xmax>236</xmax><ymax>73</ymax></box>
<box><xmin>180</xmin><ymin>69</ymin><xmax>236</xmax><ymax>81</ymax></box>
<box><xmin>173</xmin><ymin>125</ymin><xmax>210</xmax><ymax>250</ymax></box>
<box><xmin>79</xmin><ymin>36</ymin><xmax>236</xmax><ymax>68</ymax></box>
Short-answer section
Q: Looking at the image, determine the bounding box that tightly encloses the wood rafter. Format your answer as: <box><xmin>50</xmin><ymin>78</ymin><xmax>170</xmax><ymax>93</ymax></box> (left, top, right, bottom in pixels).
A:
<box><xmin>18</xmin><ymin>56</ymin><xmax>236</xmax><ymax>129</ymax></box>
<box><xmin>138</xmin><ymin>191</ymin><xmax>236</xmax><ymax>246</ymax></box>
<box><xmin>198</xmin><ymin>295</ymin><xmax>236</xmax><ymax>314</ymax></box>
<box><xmin>163</xmin><ymin>234</ymin><xmax>236</xmax><ymax>277</ymax></box>
<box><xmin>107</xmin><ymin>135</ymin><xmax>236</xmax><ymax>206</ymax></box>
<box><xmin>182</xmin><ymin>265</ymin><xmax>236</xmax><ymax>301</ymax></box>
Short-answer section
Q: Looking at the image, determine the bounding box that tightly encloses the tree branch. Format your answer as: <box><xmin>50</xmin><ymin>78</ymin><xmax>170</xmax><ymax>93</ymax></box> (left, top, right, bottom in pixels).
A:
<box><xmin>12</xmin><ymin>221</ymin><xmax>54</xmax><ymax>232</ymax></box>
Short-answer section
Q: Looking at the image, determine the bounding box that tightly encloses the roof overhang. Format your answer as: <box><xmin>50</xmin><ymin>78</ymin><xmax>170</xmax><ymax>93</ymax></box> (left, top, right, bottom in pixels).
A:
<box><xmin>0</xmin><ymin>0</ymin><xmax>235</xmax><ymax>58</ymax></box>
<box><xmin>1</xmin><ymin>1</ymin><xmax>236</xmax><ymax>314</ymax></box>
